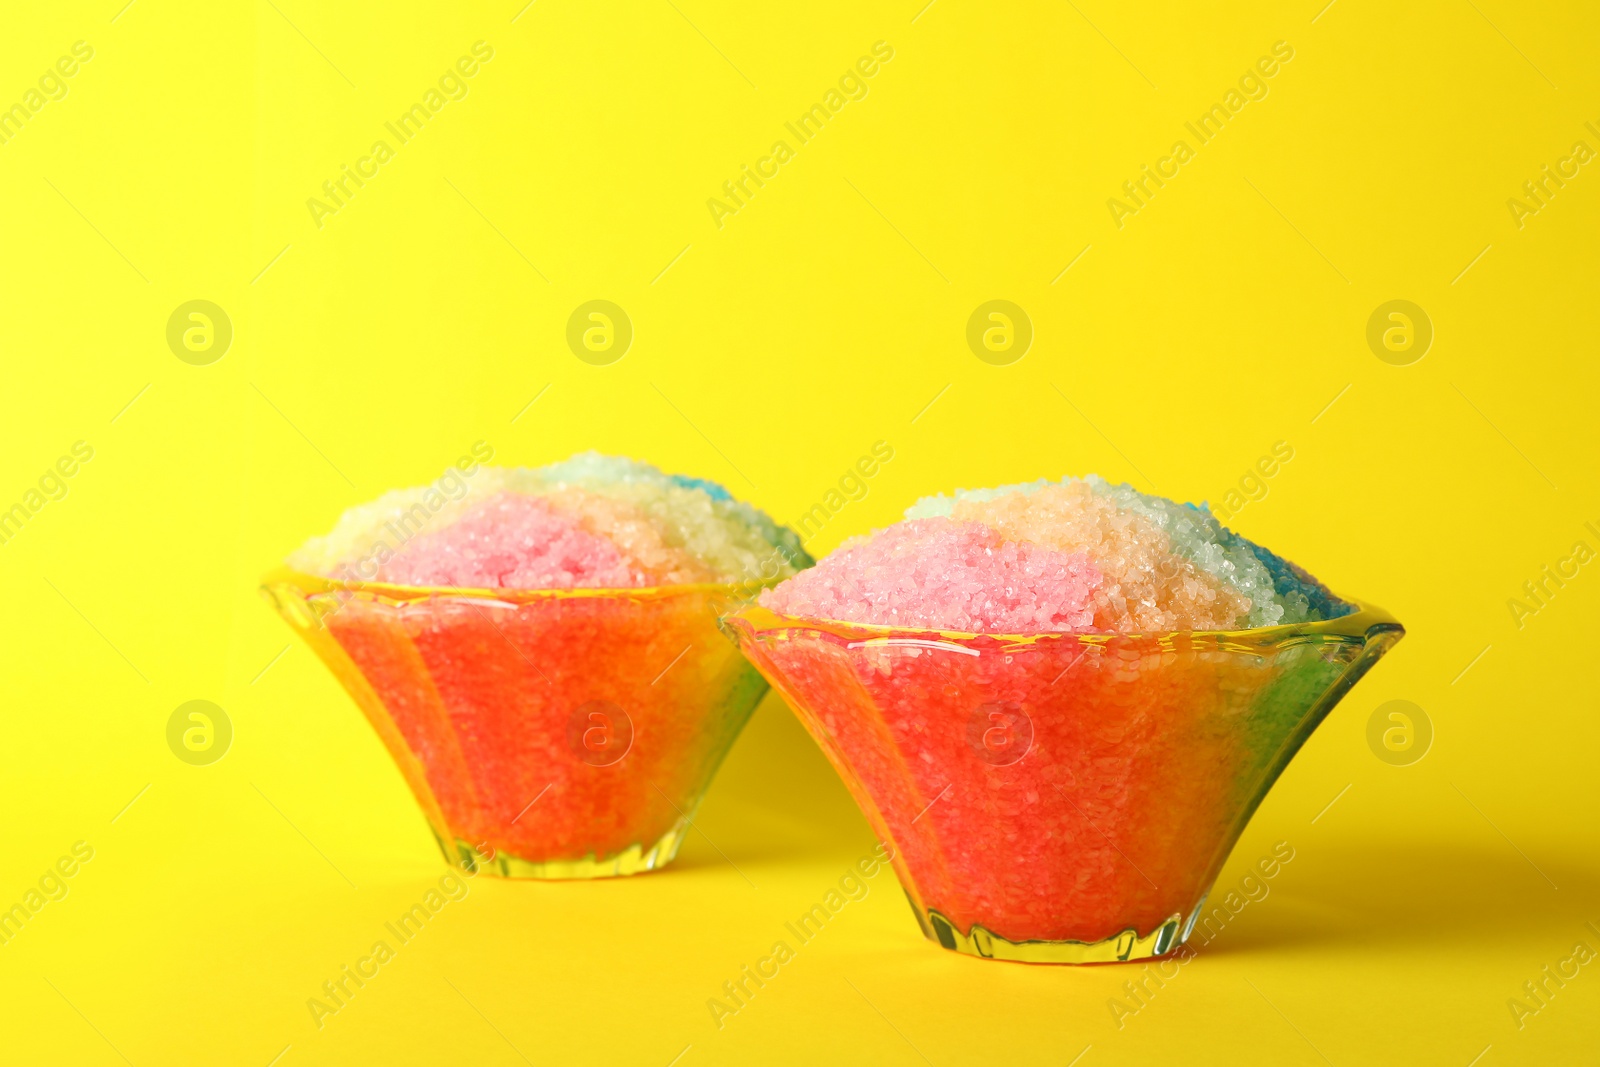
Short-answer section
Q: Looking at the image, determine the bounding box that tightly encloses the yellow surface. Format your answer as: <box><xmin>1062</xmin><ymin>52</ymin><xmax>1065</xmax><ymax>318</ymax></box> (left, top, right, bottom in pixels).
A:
<box><xmin>1</xmin><ymin>1</ymin><xmax>1596</xmax><ymax>1063</ymax></box>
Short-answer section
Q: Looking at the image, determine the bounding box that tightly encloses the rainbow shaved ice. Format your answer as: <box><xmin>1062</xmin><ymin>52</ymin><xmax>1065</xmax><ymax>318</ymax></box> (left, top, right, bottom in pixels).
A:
<box><xmin>270</xmin><ymin>454</ymin><xmax>808</xmax><ymax>877</ymax></box>
<box><xmin>765</xmin><ymin>475</ymin><xmax>1349</xmax><ymax>632</ymax></box>
<box><xmin>735</xmin><ymin>475</ymin><xmax>1390</xmax><ymax>960</ymax></box>
<box><xmin>758</xmin><ymin>517</ymin><xmax>1103</xmax><ymax>634</ymax></box>
<box><xmin>291</xmin><ymin>452</ymin><xmax>806</xmax><ymax>588</ymax></box>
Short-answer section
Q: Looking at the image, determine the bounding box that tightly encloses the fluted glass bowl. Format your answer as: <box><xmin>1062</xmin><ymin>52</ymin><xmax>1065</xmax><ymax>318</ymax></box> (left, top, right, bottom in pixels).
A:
<box><xmin>725</xmin><ymin>600</ymin><xmax>1403</xmax><ymax>962</ymax></box>
<box><xmin>262</xmin><ymin>568</ymin><xmax>770</xmax><ymax>878</ymax></box>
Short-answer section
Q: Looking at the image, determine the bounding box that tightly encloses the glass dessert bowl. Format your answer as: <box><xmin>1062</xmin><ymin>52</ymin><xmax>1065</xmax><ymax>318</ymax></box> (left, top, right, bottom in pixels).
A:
<box><xmin>726</xmin><ymin>600</ymin><xmax>1403</xmax><ymax>962</ymax></box>
<box><xmin>263</xmin><ymin>568</ymin><xmax>771</xmax><ymax>878</ymax></box>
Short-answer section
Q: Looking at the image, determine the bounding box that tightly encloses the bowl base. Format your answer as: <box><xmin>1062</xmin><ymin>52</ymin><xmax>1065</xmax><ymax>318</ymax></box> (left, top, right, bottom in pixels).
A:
<box><xmin>919</xmin><ymin>904</ymin><xmax>1193</xmax><ymax>964</ymax></box>
<box><xmin>443</xmin><ymin>818</ymin><xmax>690</xmax><ymax>880</ymax></box>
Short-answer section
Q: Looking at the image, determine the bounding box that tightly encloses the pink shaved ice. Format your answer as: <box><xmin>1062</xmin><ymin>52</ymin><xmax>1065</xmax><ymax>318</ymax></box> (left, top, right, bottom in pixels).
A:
<box><xmin>948</xmin><ymin>482</ymin><xmax>1250</xmax><ymax>632</ymax></box>
<box><xmin>539</xmin><ymin>488</ymin><xmax>718</xmax><ymax>586</ymax></box>
<box><xmin>377</xmin><ymin>493</ymin><xmax>646</xmax><ymax>589</ymax></box>
<box><xmin>759</xmin><ymin>518</ymin><xmax>1101</xmax><ymax>633</ymax></box>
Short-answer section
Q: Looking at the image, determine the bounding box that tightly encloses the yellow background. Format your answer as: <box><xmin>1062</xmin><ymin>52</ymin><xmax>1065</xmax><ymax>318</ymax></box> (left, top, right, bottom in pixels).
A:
<box><xmin>2</xmin><ymin>0</ymin><xmax>1596</xmax><ymax>1063</ymax></box>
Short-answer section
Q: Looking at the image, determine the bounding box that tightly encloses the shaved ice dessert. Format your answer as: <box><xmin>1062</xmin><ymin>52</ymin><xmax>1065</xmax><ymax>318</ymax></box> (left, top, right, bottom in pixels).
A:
<box><xmin>265</xmin><ymin>452</ymin><xmax>809</xmax><ymax>878</ymax></box>
<box><xmin>290</xmin><ymin>451</ymin><xmax>805</xmax><ymax>590</ymax></box>
<box><xmin>729</xmin><ymin>476</ymin><xmax>1401</xmax><ymax>962</ymax></box>
<box><xmin>764</xmin><ymin>475</ymin><xmax>1349</xmax><ymax>633</ymax></box>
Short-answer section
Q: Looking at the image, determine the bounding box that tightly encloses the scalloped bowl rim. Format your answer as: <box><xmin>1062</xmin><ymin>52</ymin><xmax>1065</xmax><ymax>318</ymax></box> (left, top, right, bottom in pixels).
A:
<box><xmin>261</xmin><ymin>566</ymin><xmax>783</xmax><ymax>606</ymax></box>
<box><xmin>727</xmin><ymin>597</ymin><xmax>1404</xmax><ymax>652</ymax></box>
